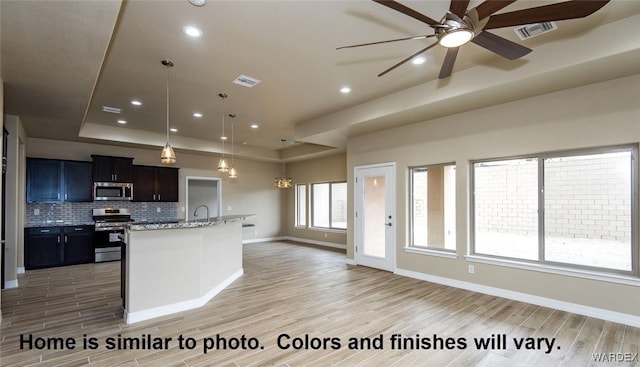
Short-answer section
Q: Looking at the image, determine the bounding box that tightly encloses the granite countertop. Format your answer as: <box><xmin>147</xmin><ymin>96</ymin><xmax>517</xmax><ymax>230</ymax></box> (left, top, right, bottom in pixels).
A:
<box><xmin>25</xmin><ymin>221</ymin><xmax>95</xmax><ymax>228</ymax></box>
<box><xmin>127</xmin><ymin>214</ymin><xmax>255</xmax><ymax>231</ymax></box>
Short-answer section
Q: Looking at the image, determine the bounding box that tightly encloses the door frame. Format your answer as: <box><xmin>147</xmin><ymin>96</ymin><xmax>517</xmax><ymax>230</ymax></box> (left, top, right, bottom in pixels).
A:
<box><xmin>354</xmin><ymin>162</ymin><xmax>396</xmax><ymax>272</ymax></box>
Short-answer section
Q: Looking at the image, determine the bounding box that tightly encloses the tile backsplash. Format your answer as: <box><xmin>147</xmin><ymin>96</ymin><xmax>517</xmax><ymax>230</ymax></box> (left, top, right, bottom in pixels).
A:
<box><xmin>26</xmin><ymin>201</ymin><xmax>178</xmax><ymax>225</ymax></box>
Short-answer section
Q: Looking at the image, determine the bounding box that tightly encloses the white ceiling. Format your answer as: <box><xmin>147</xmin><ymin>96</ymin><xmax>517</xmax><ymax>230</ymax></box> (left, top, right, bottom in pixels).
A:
<box><xmin>3</xmin><ymin>0</ymin><xmax>640</xmax><ymax>162</ymax></box>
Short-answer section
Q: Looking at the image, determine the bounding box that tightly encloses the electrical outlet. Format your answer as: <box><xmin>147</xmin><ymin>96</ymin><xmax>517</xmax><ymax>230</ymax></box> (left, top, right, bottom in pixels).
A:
<box><xmin>181</xmin><ymin>206</ymin><xmax>185</xmax><ymax>212</ymax></box>
<box><xmin>468</xmin><ymin>264</ymin><xmax>475</xmax><ymax>274</ymax></box>
<box><xmin>34</xmin><ymin>208</ymin><xmax>40</xmax><ymax>215</ymax></box>
<box><xmin>254</xmin><ymin>230</ymin><xmax>258</xmax><ymax>235</ymax></box>
<box><xmin>227</xmin><ymin>206</ymin><xmax>232</xmax><ymax>212</ymax></box>
<box><xmin>156</xmin><ymin>207</ymin><xmax>161</xmax><ymax>213</ymax></box>
<box><xmin>324</xmin><ymin>233</ymin><xmax>328</xmax><ymax>238</ymax></box>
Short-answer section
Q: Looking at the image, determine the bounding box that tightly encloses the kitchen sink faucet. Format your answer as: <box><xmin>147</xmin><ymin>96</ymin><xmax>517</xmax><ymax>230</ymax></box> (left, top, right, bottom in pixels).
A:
<box><xmin>193</xmin><ymin>205</ymin><xmax>210</xmax><ymax>221</ymax></box>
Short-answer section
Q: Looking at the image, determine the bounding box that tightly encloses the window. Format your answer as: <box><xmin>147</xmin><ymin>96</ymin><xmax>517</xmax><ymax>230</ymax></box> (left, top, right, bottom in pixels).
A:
<box><xmin>472</xmin><ymin>146</ymin><xmax>637</xmax><ymax>274</ymax></box>
<box><xmin>410</xmin><ymin>163</ymin><xmax>456</xmax><ymax>251</ymax></box>
<box><xmin>295</xmin><ymin>184</ymin><xmax>306</xmax><ymax>227</ymax></box>
<box><xmin>311</xmin><ymin>182</ymin><xmax>347</xmax><ymax>230</ymax></box>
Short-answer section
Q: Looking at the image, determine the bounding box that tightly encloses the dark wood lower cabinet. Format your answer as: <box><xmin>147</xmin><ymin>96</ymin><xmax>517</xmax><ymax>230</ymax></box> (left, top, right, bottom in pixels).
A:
<box><xmin>25</xmin><ymin>225</ymin><xmax>95</xmax><ymax>270</ymax></box>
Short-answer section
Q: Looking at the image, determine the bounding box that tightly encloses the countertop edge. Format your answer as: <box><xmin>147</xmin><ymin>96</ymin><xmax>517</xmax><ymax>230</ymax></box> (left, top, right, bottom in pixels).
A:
<box><xmin>127</xmin><ymin>214</ymin><xmax>255</xmax><ymax>231</ymax></box>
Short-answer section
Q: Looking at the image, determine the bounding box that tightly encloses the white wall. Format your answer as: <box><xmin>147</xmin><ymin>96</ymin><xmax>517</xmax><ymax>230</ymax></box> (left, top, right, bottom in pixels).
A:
<box><xmin>4</xmin><ymin>115</ymin><xmax>27</xmax><ymax>287</ymax></box>
<box><xmin>347</xmin><ymin>75</ymin><xmax>640</xmax><ymax>321</ymax></box>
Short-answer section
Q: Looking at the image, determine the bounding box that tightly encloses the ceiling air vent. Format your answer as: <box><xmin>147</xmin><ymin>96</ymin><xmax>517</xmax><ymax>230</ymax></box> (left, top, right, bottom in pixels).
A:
<box><xmin>101</xmin><ymin>106</ymin><xmax>122</xmax><ymax>114</ymax></box>
<box><xmin>514</xmin><ymin>21</ymin><xmax>557</xmax><ymax>40</ymax></box>
<box><xmin>232</xmin><ymin>74</ymin><xmax>261</xmax><ymax>88</ymax></box>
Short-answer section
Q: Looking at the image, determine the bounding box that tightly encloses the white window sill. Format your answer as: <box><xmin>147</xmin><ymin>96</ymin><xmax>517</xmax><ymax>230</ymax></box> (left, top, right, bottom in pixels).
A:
<box><xmin>404</xmin><ymin>247</ymin><xmax>458</xmax><ymax>259</ymax></box>
<box><xmin>465</xmin><ymin>255</ymin><xmax>640</xmax><ymax>287</ymax></box>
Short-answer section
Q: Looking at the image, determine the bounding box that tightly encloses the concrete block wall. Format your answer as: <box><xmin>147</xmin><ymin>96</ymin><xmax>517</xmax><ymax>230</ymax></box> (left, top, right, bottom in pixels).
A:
<box><xmin>474</xmin><ymin>154</ymin><xmax>631</xmax><ymax>242</ymax></box>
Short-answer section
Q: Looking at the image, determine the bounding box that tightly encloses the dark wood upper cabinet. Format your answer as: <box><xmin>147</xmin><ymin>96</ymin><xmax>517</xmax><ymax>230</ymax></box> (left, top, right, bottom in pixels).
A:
<box><xmin>27</xmin><ymin>158</ymin><xmax>62</xmax><ymax>203</ymax></box>
<box><xmin>133</xmin><ymin>165</ymin><xmax>179</xmax><ymax>202</ymax></box>
<box><xmin>92</xmin><ymin>155</ymin><xmax>134</xmax><ymax>182</ymax></box>
<box><xmin>27</xmin><ymin>158</ymin><xmax>93</xmax><ymax>203</ymax></box>
<box><xmin>63</xmin><ymin>161</ymin><xmax>92</xmax><ymax>202</ymax></box>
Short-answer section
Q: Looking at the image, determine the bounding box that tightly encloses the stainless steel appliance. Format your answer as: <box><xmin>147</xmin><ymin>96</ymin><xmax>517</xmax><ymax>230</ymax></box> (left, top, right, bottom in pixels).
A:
<box><xmin>93</xmin><ymin>208</ymin><xmax>133</xmax><ymax>262</ymax></box>
<box><xmin>93</xmin><ymin>182</ymin><xmax>133</xmax><ymax>201</ymax></box>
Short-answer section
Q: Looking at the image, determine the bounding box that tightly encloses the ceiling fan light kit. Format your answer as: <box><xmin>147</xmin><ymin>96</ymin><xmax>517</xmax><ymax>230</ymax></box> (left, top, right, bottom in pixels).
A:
<box><xmin>341</xmin><ymin>0</ymin><xmax>611</xmax><ymax>79</ymax></box>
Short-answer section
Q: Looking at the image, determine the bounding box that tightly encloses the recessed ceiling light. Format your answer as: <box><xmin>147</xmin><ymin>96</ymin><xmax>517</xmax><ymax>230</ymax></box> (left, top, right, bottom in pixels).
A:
<box><xmin>183</xmin><ymin>26</ymin><xmax>202</xmax><ymax>38</ymax></box>
<box><xmin>412</xmin><ymin>56</ymin><xmax>426</xmax><ymax>65</ymax></box>
<box><xmin>220</xmin><ymin>136</ymin><xmax>228</xmax><ymax>140</ymax></box>
<box><xmin>250</xmin><ymin>124</ymin><xmax>259</xmax><ymax>129</ymax></box>
<box><xmin>340</xmin><ymin>86</ymin><xmax>351</xmax><ymax>94</ymax></box>
<box><xmin>117</xmin><ymin>119</ymin><xmax>127</xmax><ymax>124</ymax></box>
<box><xmin>188</xmin><ymin>0</ymin><xmax>206</xmax><ymax>6</ymax></box>
<box><xmin>131</xmin><ymin>100</ymin><xmax>142</xmax><ymax>106</ymax></box>
<box><xmin>170</xmin><ymin>128</ymin><xmax>178</xmax><ymax>132</ymax></box>
<box><xmin>193</xmin><ymin>112</ymin><xmax>203</xmax><ymax>118</ymax></box>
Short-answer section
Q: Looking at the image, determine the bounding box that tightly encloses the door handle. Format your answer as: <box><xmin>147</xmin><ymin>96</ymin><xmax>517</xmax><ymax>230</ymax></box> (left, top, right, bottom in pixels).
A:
<box><xmin>386</xmin><ymin>223</ymin><xmax>392</xmax><ymax>227</ymax></box>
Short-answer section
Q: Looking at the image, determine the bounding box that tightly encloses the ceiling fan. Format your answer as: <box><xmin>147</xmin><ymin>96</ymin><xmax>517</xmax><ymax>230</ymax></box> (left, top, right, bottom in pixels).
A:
<box><xmin>338</xmin><ymin>0</ymin><xmax>610</xmax><ymax>79</ymax></box>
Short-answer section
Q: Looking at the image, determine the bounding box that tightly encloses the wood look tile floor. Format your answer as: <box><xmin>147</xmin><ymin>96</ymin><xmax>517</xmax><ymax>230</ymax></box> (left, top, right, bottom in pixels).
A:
<box><xmin>1</xmin><ymin>241</ymin><xmax>639</xmax><ymax>367</ymax></box>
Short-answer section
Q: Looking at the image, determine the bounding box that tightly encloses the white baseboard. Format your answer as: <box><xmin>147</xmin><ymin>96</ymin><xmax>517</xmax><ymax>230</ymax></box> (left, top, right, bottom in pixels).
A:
<box><xmin>283</xmin><ymin>236</ymin><xmax>346</xmax><ymax>250</ymax></box>
<box><xmin>4</xmin><ymin>279</ymin><xmax>18</xmax><ymax>289</ymax></box>
<box><xmin>17</xmin><ymin>267</ymin><xmax>25</xmax><ymax>274</ymax></box>
<box><xmin>395</xmin><ymin>268</ymin><xmax>640</xmax><ymax>328</ymax></box>
<box><xmin>242</xmin><ymin>236</ymin><xmax>347</xmax><ymax>251</ymax></box>
<box><xmin>345</xmin><ymin>258</ymin><xmax>356</xmax><ymax>265</ymax></box>
<box><xmin>125</xmin><ymin>269</ymin><xmax>243</xmax><ymax>324</ymax></box>
<box><xmin>242</xmin><ymin>236</ymin><xmax>286</xmax><ymax>244</ymax></box>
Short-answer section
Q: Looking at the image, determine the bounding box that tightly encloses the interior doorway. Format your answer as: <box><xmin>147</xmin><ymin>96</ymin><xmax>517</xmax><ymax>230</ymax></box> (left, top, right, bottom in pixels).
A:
<box><xmin>185</xmin><ymin>177</ymin><xmax>221</xmax><ymax>221</ymax></box>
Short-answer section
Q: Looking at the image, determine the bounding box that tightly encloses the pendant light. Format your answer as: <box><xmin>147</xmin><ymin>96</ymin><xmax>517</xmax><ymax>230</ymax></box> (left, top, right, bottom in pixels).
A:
<box><xmin>228</xmin><ymin>113</ymin><xmax>238</xmax><ymax>179</ymax></box>
<box><xmin>160</xmin><ymin>60</ymin><xmax>176</xmax><ymax>164</ymax></box>
<box><xmin>217</xmin><ymin>93</ymin><xmax>229</xmax><ymax>172</ymax></box>
<box><xmin>274</xmin><ymin>139</ymin><xmax>292</xmax><ymax>189</ymax></box>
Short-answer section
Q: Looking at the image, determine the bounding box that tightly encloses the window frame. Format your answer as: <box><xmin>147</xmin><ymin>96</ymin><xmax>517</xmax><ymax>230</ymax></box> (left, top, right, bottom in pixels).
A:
<box><xmin>470</xmin><ymin>144</ymin><xmax>638</xmax><ymax>277</ymax></box>
<box><xmin>310</xmin><ymin>181</ymin><xmax>347</xmax><ymax>231</ymax></box>
<box><xmin>408</xmin><ymin>162</ymin><xmax>457</xmax><ymax>254</ymax></box>
<box><xmin>294</xmin><ymin>183</ymin><xmax>307</xmax><ymax>228</ymax></box>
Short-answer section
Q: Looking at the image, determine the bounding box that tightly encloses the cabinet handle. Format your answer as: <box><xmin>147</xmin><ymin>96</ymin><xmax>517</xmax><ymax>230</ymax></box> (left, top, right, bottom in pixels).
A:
<box><xmin>57</xmin><ymin>193</ymin><xmax>60</xmax><ymax>200</ymax></box>
<box><xmin>65</xmin><ymin>193</ymin><xmax>68</xmax><ymax>200</ymax></box>
<box><xmin>57</xmin><ymin>235</ymin><xmax>61</xmax><ymax>243</ymax></box>
<box><xmin>64</xmin><ymin>235</ymin><xmax>68</xmax><ymax>243</ymax></box>
<box><xmin>153</xmin><ymin>194</ymin><xmax>156</xmax><ymax>201</ymax></box>
<box><xmin>40</xmin><ymin>229</ymin><xmax>50</xmax><ymax>233</ymax></box>
<box><xmin>74</xmin><ymin>227</ymin><xmax>83</xmax><ymax>231</ymax></box>
<box><xmin>157</xmin><ymin>194</ymin><xmax>161</xmax><ymax>201</ymax></box>
<box><xmin>114</xmin><ymin>174</ymin><xmax>117</xmax><ymax>181</ymax></box>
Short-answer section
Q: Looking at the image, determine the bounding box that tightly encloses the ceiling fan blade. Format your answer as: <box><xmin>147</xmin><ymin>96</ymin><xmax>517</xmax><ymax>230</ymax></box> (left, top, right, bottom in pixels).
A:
<box><xmin>471</xmin><ymin>31</ymin><xmax>532</xmax><ymax>60</ymax></box>
<box><xmin>473</xmin><ymin>0</ymin><xmax>517</xmax><ymax>20</ymax></box>
<box><xmin>372</xmin><ymin>0</ymin><xmax>440</xmax><ymax>27</ymax></box>
<box><xmin>378</xmin><ymin>41</ymin><xmax>439</xmax><ymax>77</ymax></box>
<box><xmin>484</xmin><ymin>0</ymin><xmax>610</xmax><ymax>30</ymax></box>
<box><xmin>337</xmin><ymin>34</ymin><xmax>435</xmax><ymax>50</ymax></box>
<box><xmin>449</xmin><ymin>0</ymin><xmax>471</xmax><ymax>18</ymax></box>
<box><xmin>439</xmin><ymin>47</ymin><xmax>459</xmax><ymax>79</ymax></box>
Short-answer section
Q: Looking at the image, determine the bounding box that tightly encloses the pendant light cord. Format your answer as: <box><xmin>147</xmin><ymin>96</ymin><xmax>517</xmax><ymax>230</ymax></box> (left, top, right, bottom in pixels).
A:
<box><xmin>166</xmin><ymin>65</ymin><xmax>170</xmax><ymax>142</ymax></box>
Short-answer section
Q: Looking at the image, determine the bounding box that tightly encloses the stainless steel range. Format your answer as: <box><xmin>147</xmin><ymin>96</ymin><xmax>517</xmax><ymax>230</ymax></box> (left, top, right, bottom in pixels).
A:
<box><xmin>93</xmin><ymin>208</ymin><xmax>133</xmax><ymax>262</ymax></box>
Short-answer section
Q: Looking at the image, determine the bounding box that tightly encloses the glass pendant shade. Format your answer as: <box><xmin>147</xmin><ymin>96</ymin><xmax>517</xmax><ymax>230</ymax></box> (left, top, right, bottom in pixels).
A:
<box><xmin>160</xmin><ymin>143</ymin><xmax>176</xmax><ymax>164</ymax></box>
<box><xmin>217</xmin><ymin>157</ymin><xmax>229</xmax><ymax>172</ymax></box>
<box><xmin>228</xmin><ymin>166</ymin><xmax>238</xmax><ymax>179</ymax></box>
<box><xmin>274</xmin><ymin>176</ymin><xmax>293</xmax><ymax>189</ymax></box>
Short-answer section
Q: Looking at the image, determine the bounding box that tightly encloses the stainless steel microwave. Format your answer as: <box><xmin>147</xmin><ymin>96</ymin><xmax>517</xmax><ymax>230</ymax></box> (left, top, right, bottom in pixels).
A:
<box><xmin>93</xmin><ymin>182</ymin><xmax>133</xmax><ymax>201</ymax></box>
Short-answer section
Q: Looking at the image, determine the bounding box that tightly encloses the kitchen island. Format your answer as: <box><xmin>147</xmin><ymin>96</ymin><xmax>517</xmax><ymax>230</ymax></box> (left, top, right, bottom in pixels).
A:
<box><xmin>122</xmin><ymin>215</ymin><xmax>252</xmax><ymax>324</ymax></box>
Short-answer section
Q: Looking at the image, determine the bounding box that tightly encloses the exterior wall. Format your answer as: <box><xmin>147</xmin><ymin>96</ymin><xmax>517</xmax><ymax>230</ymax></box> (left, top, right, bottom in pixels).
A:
<box><xmin>347</xmin><ymin>74</ymin><xmax>640</xmax><ymax>319</ymax></box>
<box><xmin>285</xmin><ymin>153</ymin><xmax>347</xmax><ymax>247</ymax></box>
